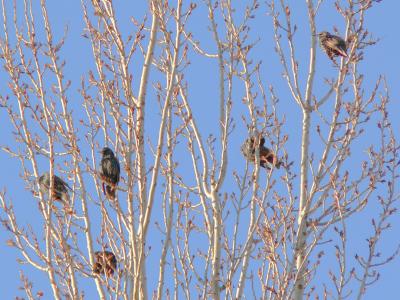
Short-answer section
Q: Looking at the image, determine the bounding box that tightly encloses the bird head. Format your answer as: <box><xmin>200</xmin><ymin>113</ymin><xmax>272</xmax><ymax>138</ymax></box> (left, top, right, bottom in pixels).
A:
<box><xmin>39</xmin><ymin>172</ymin><xmax>50</xmax><ymax>185</ymax></box>
<box><xmin>318</xmin><ymin>31</ymin><xmax>330</xmax><ymax>40</ymax></box>
<box><xmin>101</xmin><ymin>147</ymin><xmax>115</xmax><ymax>158</ymax></box>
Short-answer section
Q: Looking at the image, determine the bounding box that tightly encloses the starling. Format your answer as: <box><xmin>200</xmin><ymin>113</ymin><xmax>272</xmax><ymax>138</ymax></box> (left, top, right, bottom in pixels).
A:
<box><xmin>241</xmin><ymin>136</ymin><xmax>281</xmax><ymax>169</ymax></box>
<box><xmin>38</xmin><ymin>173</ymin><xmax>71</xmax><ymax>203</ymax></box>
<box><xmin>100</xmin><ymin>147</ymin><xmax>120</xmax><ymax>199</ymax></box>
<box><xmin>318</xmin><ymin>31</ymin><xmax>348</xmax><ymax>61</ymax></box>
<box><xmin>93</xmin><ymin>251</ymin><xmax>117</xmax><ymax>276</ymax></box>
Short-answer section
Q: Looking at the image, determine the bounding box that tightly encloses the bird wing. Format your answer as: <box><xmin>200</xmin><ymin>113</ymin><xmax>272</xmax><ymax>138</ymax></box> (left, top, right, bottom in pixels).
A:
<box><xmin>55</xmin><ymin>176</ymin><xmax>71</xmax><ymax>192</ymax></box>
<box><xmin>325</xmin><ymin>38</ymin><xmax>348</xmax><ymax>57</ymax></box>
<box><xmin>102</xmin><ymin>158</ymin><xmax>120</xmax><ymax>184</ymax></box>
<box><xmin>63</xmin><ymin>180</ymin><xmax>73</xmax><ymax>191</ymax></box>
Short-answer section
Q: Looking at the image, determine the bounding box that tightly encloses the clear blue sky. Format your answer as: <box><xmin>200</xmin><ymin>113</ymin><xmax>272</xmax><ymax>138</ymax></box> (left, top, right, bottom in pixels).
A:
<box><xmin>0</xmin><ymin>1</ymin><xmax>399</xmax><ymax>299</ymax></box>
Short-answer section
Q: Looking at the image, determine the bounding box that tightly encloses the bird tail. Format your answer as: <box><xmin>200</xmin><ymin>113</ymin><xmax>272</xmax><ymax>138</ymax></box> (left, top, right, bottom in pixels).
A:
<box><xmin>106</xmin><ymin>185</ymin><xmax>116</xmax><ymax>199</ymax></box>
<box><xmin>272</xmin><ymin>156</ymin><xmax>283</xmax><ymax>169</ymax></box>
<box><xmin>261</xmin><ymin>152</ymin><xmax>282</xmax><ymax>170</ymax></box>
<box><xmin>61</xmin><ymin>192</ymin><xmax>70</xmax><ymax>204</ymax></box>
<box><xmin>260</xmin><ymin>161</ymin><xmax>271</xmax><ymax>170</ymax></box>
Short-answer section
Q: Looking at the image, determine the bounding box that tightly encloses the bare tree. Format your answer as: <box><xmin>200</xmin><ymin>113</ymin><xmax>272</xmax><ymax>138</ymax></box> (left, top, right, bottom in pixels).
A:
<box><xmin>0</xmin><ymin>0</ymin><xmax>398</xmax><ymax>299</ymax></box>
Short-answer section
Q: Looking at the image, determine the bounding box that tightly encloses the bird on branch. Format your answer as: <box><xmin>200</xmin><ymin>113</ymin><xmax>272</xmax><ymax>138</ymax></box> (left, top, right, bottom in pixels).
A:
<box><xmin>318</xmin><ymin>31</ymin><xmax>348</xmax><ymax>61</ymax></box>
<box><xmin>39</xmin><ymin>173</ymin><xmax>71</xmax><ymax>203</ymax></box>
<box><xmin>241</xmin><ymin>136</ymin><xmax>281</xmax><ymax>170</ymax></box>
<box><xmin>100</xmin><ymin>147</ymin><xmax>120</xmax><ymax>199</ymax></box>
<box><xmin>93</xmin><ymin>251</ymin><xmax>117</xmax><ymax>276</ymax></box>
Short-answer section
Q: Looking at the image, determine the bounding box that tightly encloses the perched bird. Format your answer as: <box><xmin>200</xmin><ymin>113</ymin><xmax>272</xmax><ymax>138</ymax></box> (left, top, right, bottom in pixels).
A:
<box><xmin>38</xmin><ymin>173</ymin><xmax>71</xmax><ymax>203</ymax></box>
<box><xmin>241</xmin><ymin>136</ymin><xmax>281</xmax><ymax>169</ymax></box>
<box><xmin>93</xmin><ymin>251</ymin><xmax>117</xmax><ymax>276</ymax></box>
<box><xmin>100</xmin><ymin>147</ymin><xmax>120</xmax><ymax>199</ymax></box>
<box><xmin>318</xmin><ymin>31</ymin><xmax>348</xmax><ymax>61</ymax></box>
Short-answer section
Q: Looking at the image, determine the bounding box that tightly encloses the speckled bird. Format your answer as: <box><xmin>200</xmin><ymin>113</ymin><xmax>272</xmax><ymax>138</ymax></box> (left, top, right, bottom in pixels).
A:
<box><xmin>93</xmin><ymin>251</ymin><xmax>117</xmax><ymax>276</ymax></box>
<box><xmin>318</xmin><ymin>31</ymin><xmax>348</xmax><ymax>61</ymax></box>
<box><xmin>241</xmin><ymin>136</ymin><xmax>281</xmax><ymax>169</ymax></box>
<box><xmin>100</xmin><ymin>147</ymin><xmax>120</xmax><ymax>199</ymax></box>
<box><xmin>38</xmin><ymin>173</ymin><xmax>71</xmax><ymax>203</ymax></box>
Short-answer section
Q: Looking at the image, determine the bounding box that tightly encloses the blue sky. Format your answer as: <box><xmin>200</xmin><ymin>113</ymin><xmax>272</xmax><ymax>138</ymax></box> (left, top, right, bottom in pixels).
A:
<box><xmin>0</xmin><ymin>1</ymin><xmax>399</xmax><ymax>299</ymax></box>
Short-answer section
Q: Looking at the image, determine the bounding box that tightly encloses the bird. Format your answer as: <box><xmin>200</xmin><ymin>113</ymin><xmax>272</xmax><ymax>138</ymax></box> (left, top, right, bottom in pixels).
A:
<box><xmin>100</xmin><ymin>147</ymin><xmax>120</xmax><ymax>199</ymax></box>
<box><xmin>38</xmin><ymin>173</ymin><xmax>71</xmax><ymax>203</ymax></box>
<box><xmin>318</xmin><ymin>31</ymin><xmax>348</xmax><ymax>61</ymax></box>
<box><xmin>241</xmin><ymin>136</ymin><xmax>281</xmax><ymax>169</ymax></box>
<box><xmin>93</xmin><ymin>251</ymin><xmax>117</xmax><ymax>276</ymax></box>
